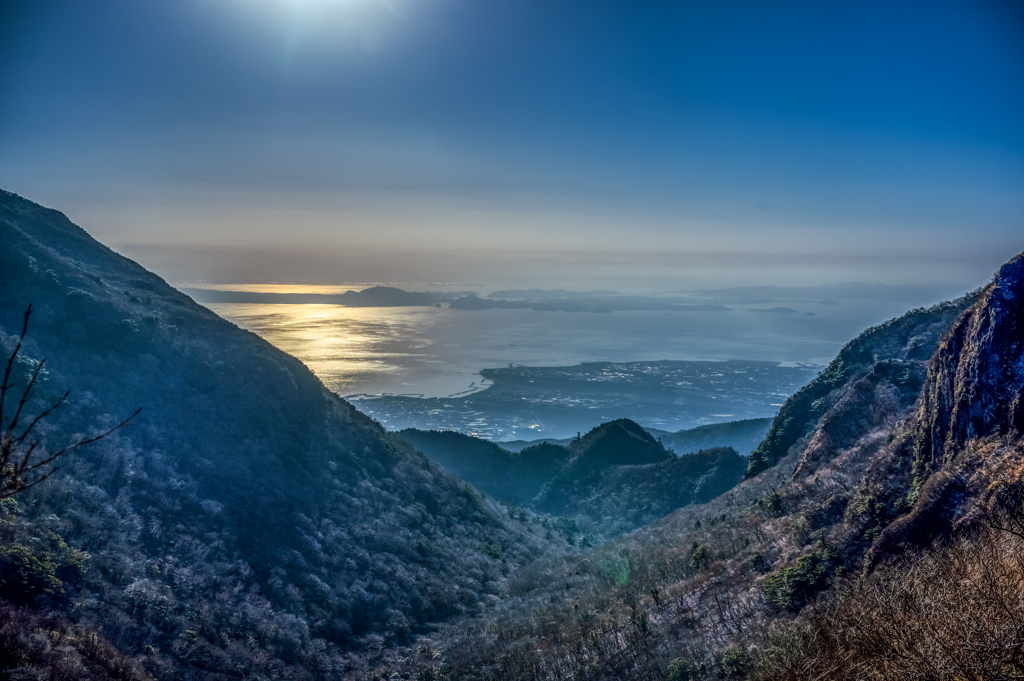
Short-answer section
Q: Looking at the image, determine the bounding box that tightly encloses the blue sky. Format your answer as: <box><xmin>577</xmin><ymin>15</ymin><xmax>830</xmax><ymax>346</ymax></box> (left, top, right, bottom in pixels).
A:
<box><xmin>1</xmin><ymin>0</ymin><xmax>1022</xmax><ymax>285</ymax></box>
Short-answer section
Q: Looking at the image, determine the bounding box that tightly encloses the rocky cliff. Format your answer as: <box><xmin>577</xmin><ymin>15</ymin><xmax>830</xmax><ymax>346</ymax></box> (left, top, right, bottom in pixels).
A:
<box><xmin>915</xmin><ymin>253</ymin><xmax>1024</xmax><ymax>470</ymax></box>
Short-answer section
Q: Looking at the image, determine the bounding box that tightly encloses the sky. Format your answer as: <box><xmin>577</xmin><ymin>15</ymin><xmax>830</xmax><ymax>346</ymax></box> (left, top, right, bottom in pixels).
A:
<box><xmin>1</xmin><ymin>0</ymin><xmax>1022</xmax><ymax>288</ymax></box>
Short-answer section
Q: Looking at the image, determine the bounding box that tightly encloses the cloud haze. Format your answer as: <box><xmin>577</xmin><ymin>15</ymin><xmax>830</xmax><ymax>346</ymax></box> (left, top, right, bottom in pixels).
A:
<box><xmin>1</xmin><ymin>0</ymin><xmax>1021</xmax><ymax>285</ymax></box>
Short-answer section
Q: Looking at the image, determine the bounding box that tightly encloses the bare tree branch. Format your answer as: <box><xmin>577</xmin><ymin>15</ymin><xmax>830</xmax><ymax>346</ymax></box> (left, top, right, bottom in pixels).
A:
<box><xmin>0</xmin><ymin>305</ymin><xmax>31</xmax><ymax>426</ymax></box>
<box><xmin>0</xmin><ymin>305</ymin><xmax>139</xmax><ymax>499</ymax></box>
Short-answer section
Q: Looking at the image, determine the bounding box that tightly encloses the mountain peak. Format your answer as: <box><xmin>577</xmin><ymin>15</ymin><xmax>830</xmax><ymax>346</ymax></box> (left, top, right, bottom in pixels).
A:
<box><xmin>570</xmin><ymin>418</ymin><xmax>670</xmax><ymax>466</ymax></box>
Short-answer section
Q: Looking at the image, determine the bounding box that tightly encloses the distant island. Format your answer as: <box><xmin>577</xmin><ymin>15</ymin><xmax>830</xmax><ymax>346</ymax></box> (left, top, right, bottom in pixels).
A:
<box><xmin>450</xmin><ymin>293</ymin><xmax>732</xmax><ymax>313</ymax></box>
<box><xmin>179</xmin><ymin>285</ymin><xmax>897</xmax><ymax>316</ymax></box>
<box><xmin>486</xmin><ymin>288</ymin><xmax>619</xmax><ymax>299</ymax></box>
<box><xmin>688</xmin><ymin>282</ymin><xmax>966</xmax><ymax>305</ymax></box>
<box><xmin>180</xmin><ymin>285</ymin><xmax>472</xmax><ymax>307</ymax></box>
<box><xmin>748</xmin><ymin>306</ymin><xmax>801</xmax><ymax>314</ymax></box>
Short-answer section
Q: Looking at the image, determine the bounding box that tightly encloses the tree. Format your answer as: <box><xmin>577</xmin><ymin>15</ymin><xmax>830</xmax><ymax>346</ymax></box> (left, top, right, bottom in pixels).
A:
<box><xmin>0</xmin><ymin>305</ymin><xmax>138</xmax><ymax>499</ymax></box>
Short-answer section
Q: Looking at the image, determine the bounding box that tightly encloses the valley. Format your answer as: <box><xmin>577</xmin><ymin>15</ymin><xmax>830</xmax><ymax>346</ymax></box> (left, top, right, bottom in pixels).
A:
<box><xmin>3</xmin><ymin>0</ymin><xmax>1020</xmax><ymax>677</ymax></box>
<box><xmin>0</xmin><ymin>190</ymin><xmax>1021</xmax><ymax>681</ymax></box>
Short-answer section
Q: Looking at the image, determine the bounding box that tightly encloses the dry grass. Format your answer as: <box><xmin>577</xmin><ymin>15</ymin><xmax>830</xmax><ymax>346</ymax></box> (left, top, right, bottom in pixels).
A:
<box><xmin>754</xmin><ymin>527</ymin><xmax>1024</xmax><ymax>680</ymax></box>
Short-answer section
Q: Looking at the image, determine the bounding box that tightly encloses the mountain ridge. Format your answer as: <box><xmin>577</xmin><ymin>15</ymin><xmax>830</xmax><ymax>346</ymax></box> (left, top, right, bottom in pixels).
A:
<box><xmin>399</xmin><ymin>419</ymin><xmax>746</xmax><ymax>534</ymax></box>
<box><xmin>0</xmin><ymin>189</ymin><xmax>552</xmax><ymax>678</ymax></box>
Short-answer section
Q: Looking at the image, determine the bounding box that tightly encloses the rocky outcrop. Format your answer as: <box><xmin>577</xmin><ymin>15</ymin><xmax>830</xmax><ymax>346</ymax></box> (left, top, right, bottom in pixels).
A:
<box><xmin>867</xmin><ymin>253</ymin><xmax>1024</xmax><ymax>567</ymax></box>
<box><xmin>913</xmin><ymin>253</ymin><xmax>1024</xmax><ymax>473</ymax></box>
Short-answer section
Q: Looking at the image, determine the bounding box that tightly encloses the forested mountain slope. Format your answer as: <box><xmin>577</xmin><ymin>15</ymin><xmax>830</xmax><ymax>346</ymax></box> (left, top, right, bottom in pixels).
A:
<box><xmin>646</xmin><ymin>418</ymin><xmax>773</xmax><ymax>458</ymax></box>
<box><xmin>372</xmin><ymin>259</ymin><xmax>1021</xmax><ymax>681</ymax></box>
<box><xmin>559</xmin><ymin>446</ymin><xmax>746</xmax><ymax>536</ymax></box>
<box><xmin>0</xmin><ymin>189</ymin><xmax>551</xmax><ymax>679</ymax></box>
<box><xmin>399</xmin><ymin>420</ymin><xmax>746</xmax><ymax>534</ymax></box>
<box><xmin>498</xmin><ymin>418</ymin><xmax>771</xmax><ymax>465</ymax></box>
<box><xmin>745</xmin><ymin>292</ymin><xmax>974</xmax><ymax>477</ymax></box>
<box><xmin>397</xmin><ymin>428</ymin><xmax>571</xmax><ymax>506</ymax></box>
<box><xmin>401</xmin><ymin>419</ymin><xmax>675</xmax><ymax>511</ymax></box>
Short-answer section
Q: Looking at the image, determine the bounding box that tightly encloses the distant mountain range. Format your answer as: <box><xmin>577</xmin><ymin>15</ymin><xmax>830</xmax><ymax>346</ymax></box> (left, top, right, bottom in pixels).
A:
<box><xmin>689</xmin><ymin>281</ymin><xmax>967</xmax><ymax>304</ymax></box>
<box><xmin>485</xmin><ymin>288</ymin><xmax>618</xmax><ymax>299</ymax></box>
<box><xmin>645</xmin><ymin>417</ymin><xmax>773</xmax><ymax>455</ymax></box>
<box><xmin>178</xmin><ymin>281</ymin><xmax>965</xmax><ymax>314</ymax></box>
<box><xmin>449</xmin><ymin>293</ymin><xmax>731</xmax><ymax>312</ymax></box>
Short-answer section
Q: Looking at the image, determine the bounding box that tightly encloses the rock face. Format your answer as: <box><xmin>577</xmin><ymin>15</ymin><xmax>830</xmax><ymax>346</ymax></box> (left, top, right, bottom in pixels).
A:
<box><xmin>742</xmin><ymin>254</ymin><xmax>1024</xmax><ymax>569</ymax></box>
<box><xmin>867</xmin><ymin>253</ymin><xmax>1024</xmax><ymax>565</ymax></box>
<box><xmin>914</xmin><ymin>253</ymin><xmax>1024</xmax><ymax>471</ymax></box>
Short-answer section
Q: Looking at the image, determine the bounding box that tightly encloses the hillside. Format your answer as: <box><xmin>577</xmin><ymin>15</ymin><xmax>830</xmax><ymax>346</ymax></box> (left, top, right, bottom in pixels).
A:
<box><xmin>495</xmin><ymin>436</ymin><xmax>574</xmax><ymax>451</ymax></box>
<box><xmin>399</xmin><ymin>420</ymin><xmax>746</xmax><ymax>534</ymax></box>
<box><xmin>399</xmin><ymin>419</ymin><xmax>674</xmax><ymax>510</ymax></box>
<box><xmin>498</xmin><ymin>417</ymin><xmax>772</xmax><ymax>455</ymax></box>
<box><xmin>647</xmin><ymin>418</ymin><xmax>773</xmax><ymax>457</ymax></box>
<box><xmin>558</xmin><ymin>446</ymin><xmax>747</xmax><ymax>536</ymax></box>
<box><xmin>396</xmin><ymin>428</ymin><xmax>570</xmax><ymax>506</ymax></box>
<box><xmin>529</xmin><ymin>419</ymin><xmax>674</xmax><ymax>515</ymax></box>
<box><xmin>745</xmin><ymin>291</ymin><xmax>974</xmax><ymax>477</ymax></box>
<box><xmin>0</xmin><ymin>190</ymin><xmax>553</xmax><ymax>679</ymax></box>
<box><xmin>369</xmin><ymin>258</ymin><xmax>1019</xmax><ymax>680</ymax></box>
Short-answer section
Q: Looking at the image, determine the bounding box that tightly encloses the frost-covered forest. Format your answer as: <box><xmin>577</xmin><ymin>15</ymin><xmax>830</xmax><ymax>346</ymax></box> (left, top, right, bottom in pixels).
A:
<box><xmin>2</xmin><ymin>189</ymin><xmax>1023</xmax><ymax>680</ymax></box>
<box><xmin>0</xmin><ymin>190</ymin><xmax>562</xmax><ymax>677</ymax></box>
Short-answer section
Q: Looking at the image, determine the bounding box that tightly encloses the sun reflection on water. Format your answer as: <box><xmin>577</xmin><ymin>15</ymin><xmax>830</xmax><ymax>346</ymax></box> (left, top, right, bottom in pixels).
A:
<box><xmin>200</xmin><ymin>285</ymin><xmax>908</xmax><ymax>403</ymax></box>
<box><xmin>207</xmin><ymin>302</ymin><xmax>448</xmax><ymax>396</ymax></box>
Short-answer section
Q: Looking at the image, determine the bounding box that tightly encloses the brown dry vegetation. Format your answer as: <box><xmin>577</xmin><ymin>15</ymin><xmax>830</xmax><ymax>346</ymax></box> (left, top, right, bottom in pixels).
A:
<box><xmin>754</xmin><ymin>526</ymin><xmax>1024</xmax><ymax>680</ymax></box>
<box><xmin>359</xmin><ymin>434</ymin><xmax>1024</xmax><ymax>681</ymax></box>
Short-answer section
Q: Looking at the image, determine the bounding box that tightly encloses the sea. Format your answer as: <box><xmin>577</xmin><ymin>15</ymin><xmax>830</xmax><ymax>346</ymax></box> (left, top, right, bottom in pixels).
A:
<box><xmin>197</xmin><ymin>286</ymin><xmax>933</xmax><ymax>401</ymax></box>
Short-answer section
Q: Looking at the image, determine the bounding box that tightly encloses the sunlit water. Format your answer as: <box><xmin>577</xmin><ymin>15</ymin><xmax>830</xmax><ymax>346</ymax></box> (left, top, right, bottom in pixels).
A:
<box><xmin>205</xmin><ymin>296</ymin><xmax>921</xmax><ymax>399</ymax></box>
